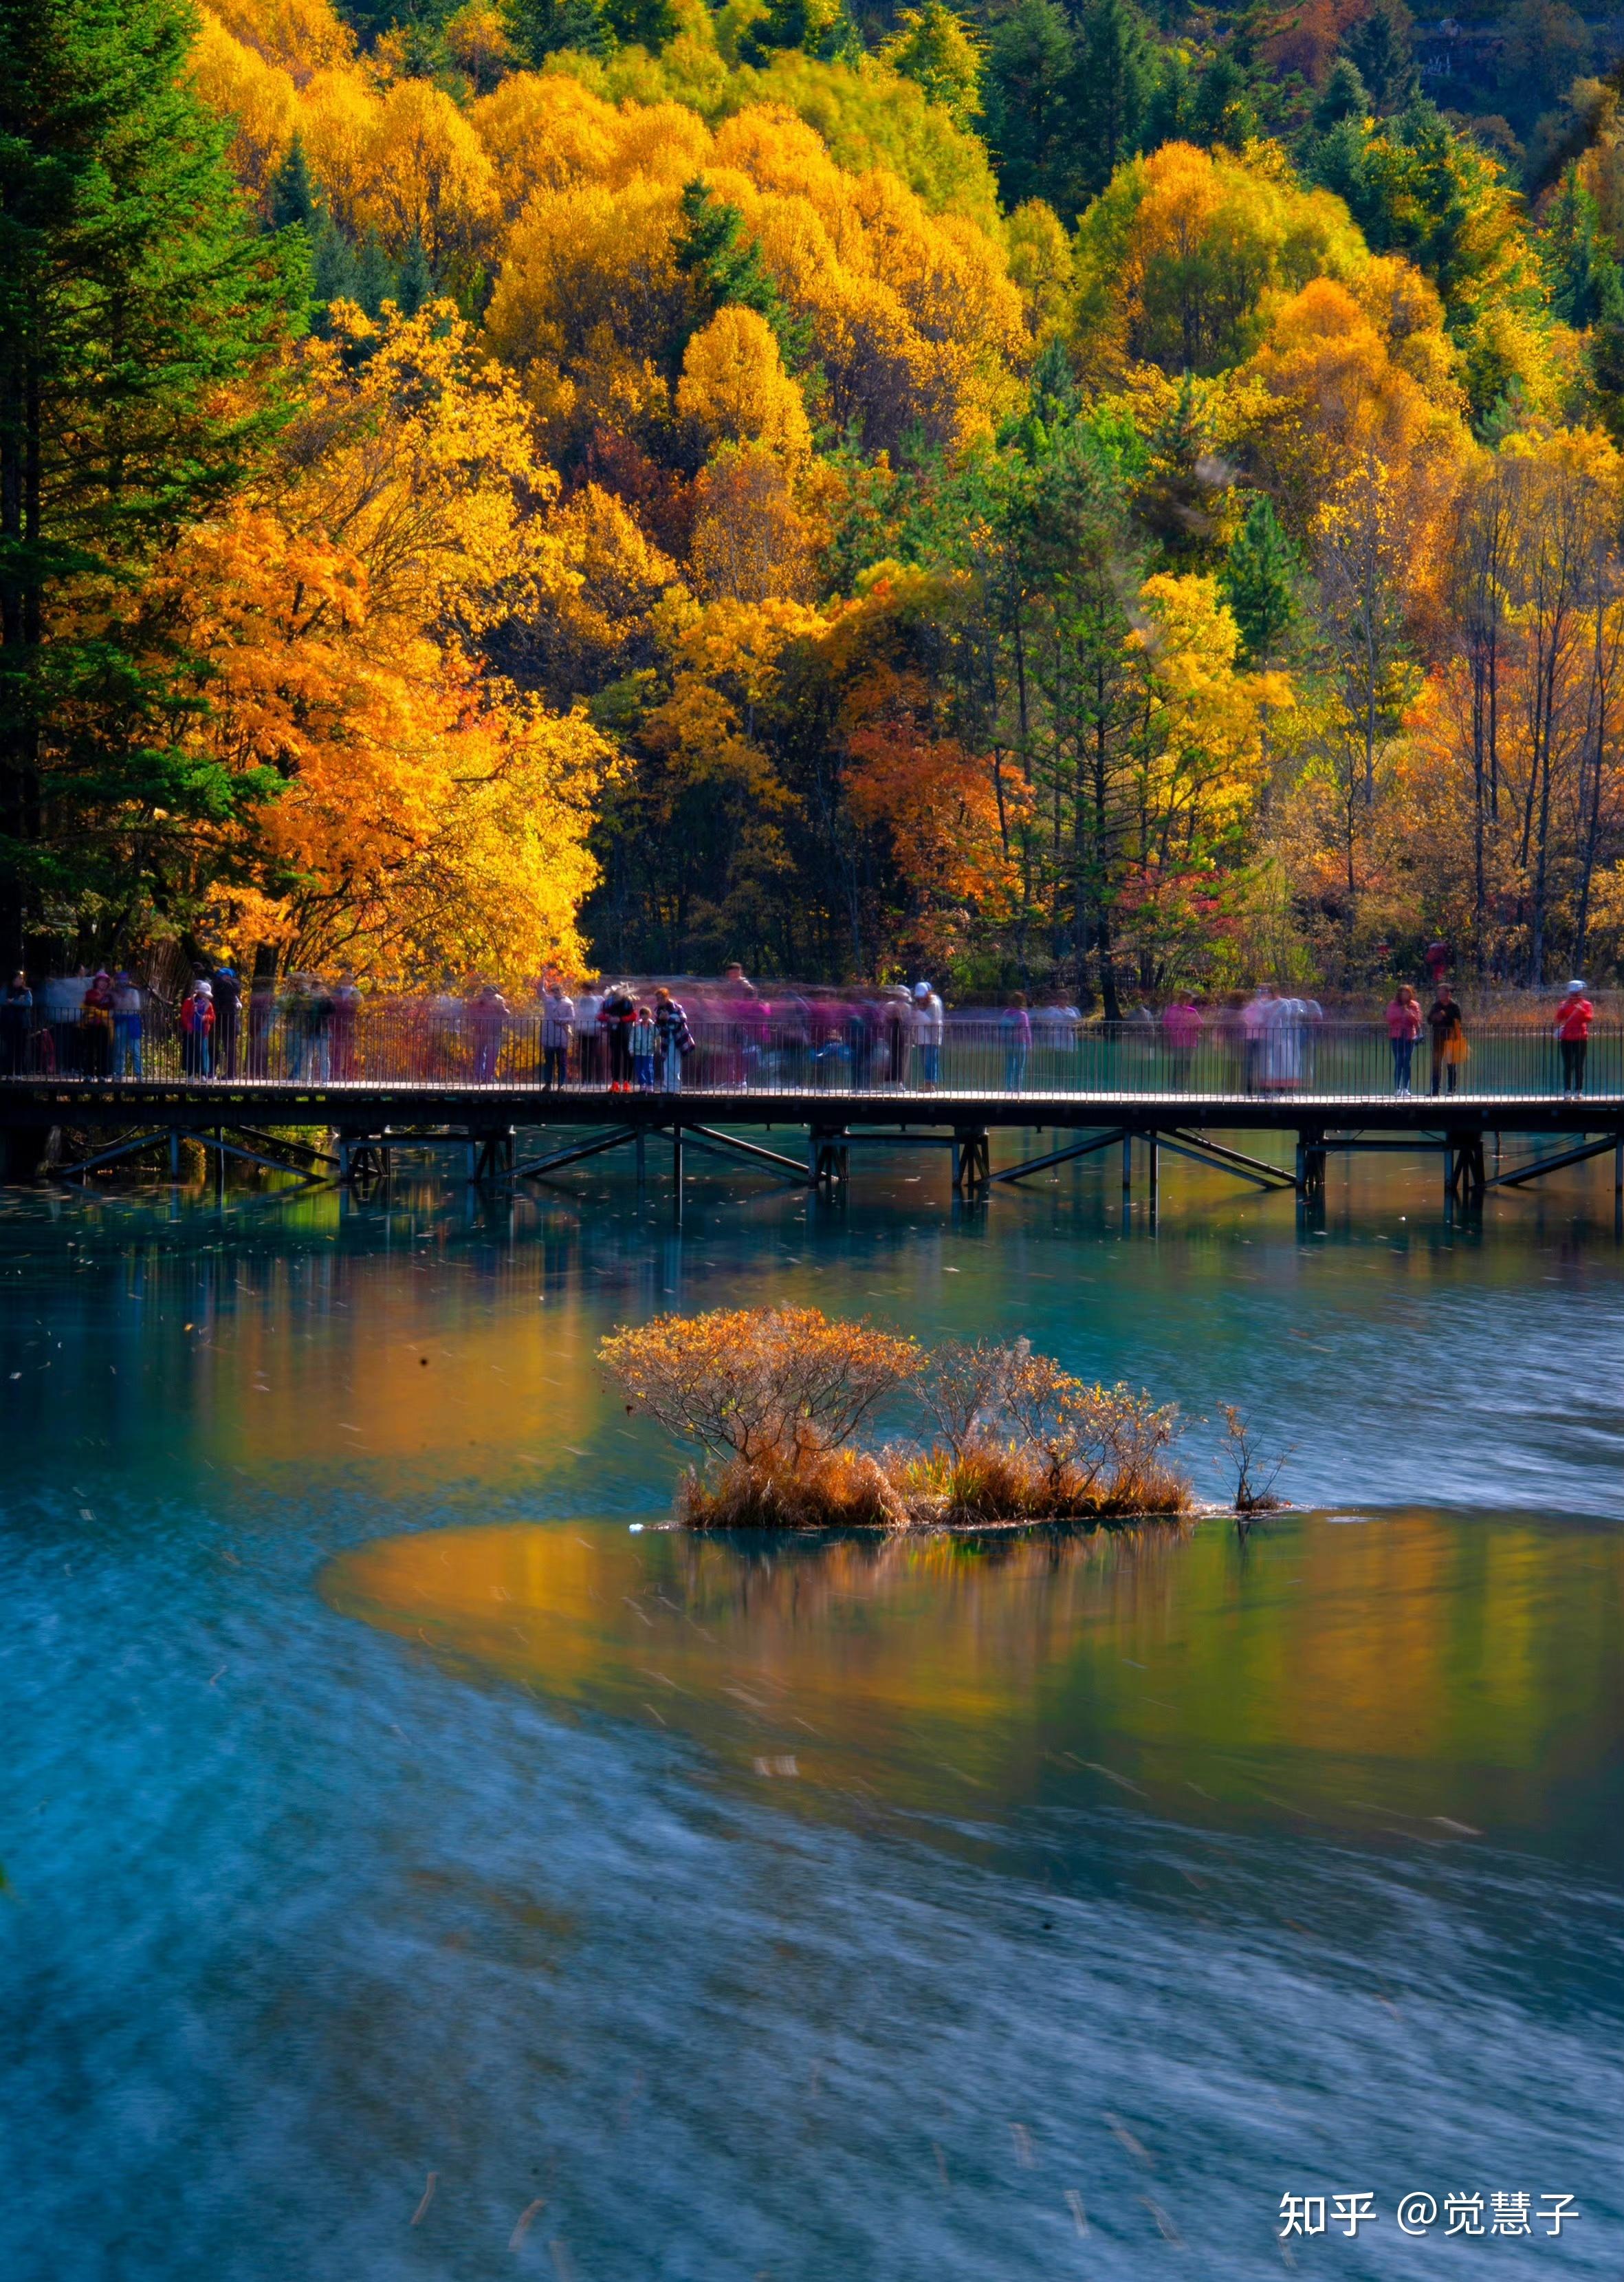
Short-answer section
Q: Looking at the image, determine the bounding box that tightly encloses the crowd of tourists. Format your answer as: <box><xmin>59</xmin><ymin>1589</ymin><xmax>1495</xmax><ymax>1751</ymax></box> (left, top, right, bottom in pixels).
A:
<box><xmin>0</xmin><ymin>959</ymin><xmax>1605</xmax><ymax>1096</ymax></box>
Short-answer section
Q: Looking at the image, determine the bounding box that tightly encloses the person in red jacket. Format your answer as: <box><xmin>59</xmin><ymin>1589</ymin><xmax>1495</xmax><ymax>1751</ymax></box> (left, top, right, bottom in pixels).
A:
<box><xmin>1554</xmin><ymin>980</ymin><xmax>1594</xmax><ymax>1095</ymax></box>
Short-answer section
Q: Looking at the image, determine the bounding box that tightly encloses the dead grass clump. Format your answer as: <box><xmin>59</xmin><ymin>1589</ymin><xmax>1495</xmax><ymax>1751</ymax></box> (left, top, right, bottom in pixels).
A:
<box><xmin>679</xmin><ymin>1448</ymin><xmax>911</xmax><ymax>1530</ymax></box>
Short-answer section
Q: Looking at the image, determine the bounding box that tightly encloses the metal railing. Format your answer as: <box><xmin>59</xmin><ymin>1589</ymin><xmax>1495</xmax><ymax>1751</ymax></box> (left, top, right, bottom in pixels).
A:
<box><xmin>1</xmin><ymin>1003</ymin><xmax>1618</xmax><ymax>1101</ymax></box>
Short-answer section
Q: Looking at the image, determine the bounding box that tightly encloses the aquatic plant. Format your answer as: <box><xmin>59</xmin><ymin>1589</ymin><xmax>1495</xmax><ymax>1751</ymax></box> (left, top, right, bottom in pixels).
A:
<box><xmin>601</xmin><ymin>1308</ymin><xmax>1190</xmax><ymax>1528</ymax></box>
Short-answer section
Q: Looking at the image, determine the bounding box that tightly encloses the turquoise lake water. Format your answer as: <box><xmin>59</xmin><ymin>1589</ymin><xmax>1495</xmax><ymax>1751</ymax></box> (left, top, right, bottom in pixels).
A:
<box><xmin>2</xmin><ymin>1143</ymin><xmax>1622</xmax><ymax>2278</ymax></box>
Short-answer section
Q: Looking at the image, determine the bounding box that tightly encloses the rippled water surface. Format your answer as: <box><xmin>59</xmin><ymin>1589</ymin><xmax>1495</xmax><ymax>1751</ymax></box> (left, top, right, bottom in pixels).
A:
<box><xmin>3</xmin><ymin>1145</ymin><xmax>1623</xmax><ymax>2279</ymax></box>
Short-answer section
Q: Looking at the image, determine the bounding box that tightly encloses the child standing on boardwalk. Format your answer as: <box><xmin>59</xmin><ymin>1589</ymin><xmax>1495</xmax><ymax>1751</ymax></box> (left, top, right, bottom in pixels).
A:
<box><xmin>630</xmin><ymin>1006</ymin><xmax>657</xmax><ymax>1090</ymax></box>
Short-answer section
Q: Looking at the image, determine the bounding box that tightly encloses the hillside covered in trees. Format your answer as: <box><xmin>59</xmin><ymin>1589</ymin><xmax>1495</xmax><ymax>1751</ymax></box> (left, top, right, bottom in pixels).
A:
<box><xmin>9</xmin><ymin>0</ymin><xmax>1624</xmax><ymax>1000</ymax></box>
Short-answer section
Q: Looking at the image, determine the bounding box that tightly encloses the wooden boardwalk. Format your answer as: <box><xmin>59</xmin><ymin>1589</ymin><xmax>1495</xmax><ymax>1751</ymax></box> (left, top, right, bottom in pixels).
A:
<box><xmin>4</xmin><ymin>1074</ymin><xmax>1623</xmax><ymax>1202</ymax></box>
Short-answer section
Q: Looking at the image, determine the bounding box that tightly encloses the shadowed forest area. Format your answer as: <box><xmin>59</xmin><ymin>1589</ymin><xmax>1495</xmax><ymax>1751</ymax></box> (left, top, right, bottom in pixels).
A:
<box><xmin>10</xmin><ymin>0</ymin><xmax>1624</xmax><ymax>1005</ymax></box>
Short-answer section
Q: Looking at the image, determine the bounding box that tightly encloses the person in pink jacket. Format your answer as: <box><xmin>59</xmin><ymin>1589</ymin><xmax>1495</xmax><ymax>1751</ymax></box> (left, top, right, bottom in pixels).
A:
<box><xmin>1385</xmin><ymin>984</ymin><xmax>1422</xmax><ymax>1094</ymax></box>
<box><xmin>1162</xmin><ymin>995</ymin><xmax>1203</xmax><ymax>1089</ymax></box>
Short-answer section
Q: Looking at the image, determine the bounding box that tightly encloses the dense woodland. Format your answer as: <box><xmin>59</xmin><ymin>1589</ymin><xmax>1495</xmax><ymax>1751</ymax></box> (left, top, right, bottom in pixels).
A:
<box><xmin>10</xmin><ymin>0</ymin><xmax>1624</xmax><ymax>1001</ymax></box>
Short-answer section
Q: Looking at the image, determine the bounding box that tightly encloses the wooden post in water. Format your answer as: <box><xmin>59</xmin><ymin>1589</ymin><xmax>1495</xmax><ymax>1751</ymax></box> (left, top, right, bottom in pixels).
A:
<box><xmin>169</xmin><ymin>1128</ymin><xmax>181</xmax><ymax>1180</ymax></box>
<box><xmin>1145</xmin><ymin>1132</ymin><xmax>1158</xmax><ymax>1209</ymax></box>
<box><xmin>1121</xmin><ymin>1133</ymin><xmax>1132</xmax><ymax>1199</ymax></box>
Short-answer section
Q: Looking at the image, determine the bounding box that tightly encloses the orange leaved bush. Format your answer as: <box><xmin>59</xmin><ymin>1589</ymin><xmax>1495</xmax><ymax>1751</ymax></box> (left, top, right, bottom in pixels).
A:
<box><xmin>600</xmin><ymin>1307</ymin><xmax>1189</xmax><ymax>1528</ymax></box>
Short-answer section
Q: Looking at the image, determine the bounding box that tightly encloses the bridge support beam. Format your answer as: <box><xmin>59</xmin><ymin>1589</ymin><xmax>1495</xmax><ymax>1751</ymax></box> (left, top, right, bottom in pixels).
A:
<box><xmin>809</xmin><ymin>1127</ymin><xmax>849</xmax><ymax>1187</ymax></box>
<box><xmin>952</xmin><ymin>1129</ymin><xmax>989</xmax><ymax>1193</ymax></box>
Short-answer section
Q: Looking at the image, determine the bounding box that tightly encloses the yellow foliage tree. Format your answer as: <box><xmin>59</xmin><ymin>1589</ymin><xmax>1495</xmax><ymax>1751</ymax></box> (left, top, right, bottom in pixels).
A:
<box><xmin>677</xmin><ymin>305</ymin><xmax>811</xmax><ymax>460</ymax></box>
<box><xmin>140</xmin><ymin>306</ymin><xmax>607</xmax><ymax>979</ymax></box>
<box><xmin>1072</xmin><ymin>141</ymin><xmax>1368</xmax><ymax>382</ymax></box>
<box><xmin>190</xmin><ymin>13</ymin><xmax>298</xmax><ymax>204</ymax></box>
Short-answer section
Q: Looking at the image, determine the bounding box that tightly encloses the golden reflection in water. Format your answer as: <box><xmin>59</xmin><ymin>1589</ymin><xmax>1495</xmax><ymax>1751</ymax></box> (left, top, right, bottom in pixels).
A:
<box><xmin>322</xmin><ymin>1511</ymin><xmax>1624</xmax><ymax>1850</ymax></box>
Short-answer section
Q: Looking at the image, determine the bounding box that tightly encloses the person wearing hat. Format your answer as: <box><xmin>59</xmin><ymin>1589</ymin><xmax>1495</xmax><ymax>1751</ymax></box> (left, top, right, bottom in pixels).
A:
<box><xmin>910</xmin><ymin>978</ymin><xmax>944</xmax><ymax>1091</ymax></box>
<box><xmin>1555</xmin><ymin>979</ymin><xmax>1594</xmax><ymax>1096</ymax></box>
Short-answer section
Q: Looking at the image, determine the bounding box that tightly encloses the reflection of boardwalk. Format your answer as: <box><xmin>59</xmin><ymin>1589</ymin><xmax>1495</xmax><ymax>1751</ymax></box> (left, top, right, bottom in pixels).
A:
<box><xmin>3</xmin><ymin>1073</ymin><xmax>1623</xmax><ymax>1209</ymax></box>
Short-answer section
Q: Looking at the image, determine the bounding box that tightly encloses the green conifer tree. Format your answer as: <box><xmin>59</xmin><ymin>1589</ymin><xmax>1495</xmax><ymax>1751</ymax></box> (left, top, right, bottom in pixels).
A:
<box><xmin>395</xmin><ymin>232</ymin><xmax>434</xmax><ymax>317</ymax></box>
<box><xmin>982</xmin><ymin>0</ymin><xmax>1077</xmax><ymax>214</ymax></box>
<box><xmin>1220</xmin><ymin>495</ymin><xmax>1299</xmax><ymax>664</ymax></box>
<box><xmin>1066</xmin><ymin>0</ymin><xmax>1152</xmax><ymax>203</ymax></box>
<box><xmin>503</xmin><ymin>0</ymin><xmax>615</xmax><ymax>63</ymax></box>
<box><xmin>674</xmin><ymin>180</ymin><xmax>812</xmax><ymax>364</ymax></box>
<box><xmin>1341</xmin><ymin>5</ymin><xmax>1415</xmax><ymax>116</ymax></box>
<box><xmin>352</xmin><ymin>230</ymin><xmax>398</xmax><ymax>320</ymax></box>
<box><xmin>0</xmin><ymin>0</ymin><xmax>294</xmax><ymax>966</ymax></box>
<box><xmin>1313</xmin><ymin>55</ymin><xmax>1369</xmax><ymax>133</ymax></box>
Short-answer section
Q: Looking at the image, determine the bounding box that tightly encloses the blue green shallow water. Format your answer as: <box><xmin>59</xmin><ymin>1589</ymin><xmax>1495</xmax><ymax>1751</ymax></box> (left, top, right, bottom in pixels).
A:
<box><xmin>3</xmin><ymin>1149</ymin><xmax>1623</xmax><ymax>2278</ymax></box>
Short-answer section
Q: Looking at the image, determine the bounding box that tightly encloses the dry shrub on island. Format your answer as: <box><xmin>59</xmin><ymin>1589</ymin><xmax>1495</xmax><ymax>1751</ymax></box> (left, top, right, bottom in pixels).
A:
<box><xmin>599</xmin><ymin>1312</ymin><xmax>1189</xmax><ymax>1530</ymax></box>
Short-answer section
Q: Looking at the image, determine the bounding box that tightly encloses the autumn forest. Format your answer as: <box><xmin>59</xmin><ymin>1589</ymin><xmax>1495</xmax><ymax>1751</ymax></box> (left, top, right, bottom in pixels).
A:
<box><xmin>10</xmin><ymin>0</ymin><xmax>1624</xmax><ymax>1003</ymax></box>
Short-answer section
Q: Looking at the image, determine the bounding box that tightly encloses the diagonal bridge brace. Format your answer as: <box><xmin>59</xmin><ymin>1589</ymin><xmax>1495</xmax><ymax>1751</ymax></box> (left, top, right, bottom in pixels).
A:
<box><xmin>1486</xmin><ymin>1131</ymin><xmax>1624</xmax><ymax>1188</ymax></box>
<box><xmin>990</xmin><ymin>1128</ymin><xmax>1127</xmax><ymax>1184</ymax></box>
<box><xmin>1161</xmin><ymin>1130</ymin><xmax>1300</xmax><ymax>1191</ymax></box>
<box><xmin>514</xmin><ymin>1124</ymin><xmax>641</xmax><ymax>1180</ymax></box>
<box><xmin>677</xmin><ymin>1124</ymin><xmax>813</xmax><ymax>1182</ymax></box>
<box><xmin>514</xmin><ymin>1120</ymin><xmax>815</xmax><ymax>1186</ymax></box>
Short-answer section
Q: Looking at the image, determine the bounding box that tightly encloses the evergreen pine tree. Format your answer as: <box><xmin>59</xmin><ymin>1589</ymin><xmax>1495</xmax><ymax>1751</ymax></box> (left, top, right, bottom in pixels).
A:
<box><xmin>309</xmin><ymin>215</ymin><xmax>358</xmax><ymax>319</ymax></box>
<box><xmin>1313</xmin><ymin>56</ymin><xmax>1369</xmax><ymax>133</ymax></box>
<box><xmin>352</xmin><ymin>230</ymin><xmax>397</xmax><ymax>319</ymax></box>
<box><xmin>269</xmin><ymin>133</ymin><xmax>318</xmax><ymax>232</ymax></box>
<box><xmin>0</xmin><ymin>0</ymin><xmax>294</xmax><ymax>966</ymax></box>
<box><xmin>1341</xmin><ymin>5</ymin><xmax>1415</xmax><ymax>116</ymax></box>
<box><xmin>395</xmin><ymin>232</ymin><xmax>434</xmax><ymax>317</ymax></box>
<box><xmin>1189</xmin><ymin>49</ymin><xmax>1255</xmax><ymax>151</ymax></box>
<box><xmin>1029</xmin><ymin>333</ymin><xmax>1079</xmax><ymax>428</ymax></box>
<box><xmin>674</xmin><ymin>180</ymin><xmax>812</xmax><ymax>363</ymax></box>
<box><xmin>1066</xmin><ymin>0</ymin><xmax>1152</xmax><ymax>202</ymax></box>
<box><xmin>503</xmin><ymin>0</ymin><xmax>615</xmax><ymax>64</ymax></box>
<box><xmin>1220</xmin><ymin>495</ymin><xmax>1299</xmax><ymax>664</ymax></box>
<box><xmin>981</xmin><ymin>0</ymin><xmax>1078</xmax><ymax>213</ymax></box>
<box><xmin>739</xmin><ymin>0</ymin><xmax>864</xmax><ymax>68</ymax></box>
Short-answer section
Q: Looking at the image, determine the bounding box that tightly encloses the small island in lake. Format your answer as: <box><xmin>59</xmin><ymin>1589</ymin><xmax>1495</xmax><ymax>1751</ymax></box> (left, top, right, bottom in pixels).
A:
<box><xmin>600</xmin><ymin>1305</ymin><xmax>1193</xmax><ymax>1530</ymax></box>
